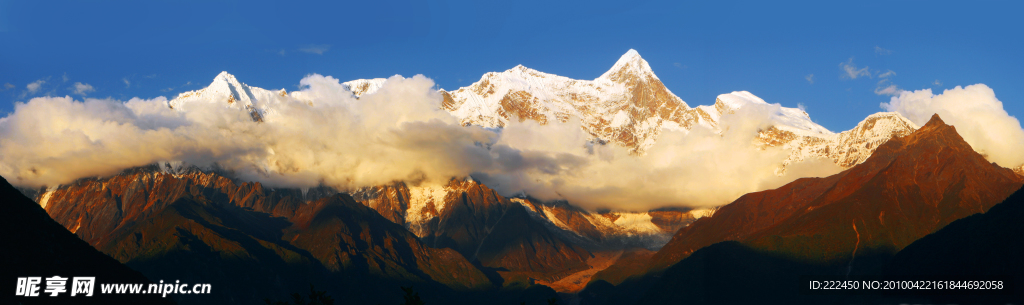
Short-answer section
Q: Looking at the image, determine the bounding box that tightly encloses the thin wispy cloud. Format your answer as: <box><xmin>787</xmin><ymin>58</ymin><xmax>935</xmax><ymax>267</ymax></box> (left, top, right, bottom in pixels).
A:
<box><xmin>874</xmin><ymin>83</ymin><xmax>900</xmax><ymax>96</ymax></box>
<box><xmin>61</xmin><ymin>73</ymin><xmax>69</xmax><ymax>83</ymax></box>
<box><xmin>71</xmin><ymin>82</ymin><xmax>95</xmax><ymax>96</ymax></box>
<box><xmin>299</xmin><ymin>44</ymin><xmax>330</xmax><ymax>55</ymax></box>
<box><xmin>875</xmin><ymin>46</ymin><xmax>892</xmax><ymax>55</ymax></box>
<box><xmin>123</xmin><ymin>78</ymin><xmax>131</xmax><ymax>89</ymax></box>
<box><xmin>20</xmin><ymin>78</ymin><xmax>47</xmax><ymax>98</ymax></box>
<box><xmin>874</xmin><ymin>69</ymin><xmax>900</xmax><ymax>96</ymax></box>
<box><xmin>839</xmin><ymin>58</ymin><xmax>871</xmax><ymax>79</ymax></box>
<box><xmin>1</xmin><ymin>83</ymin><xmax>13</xmax><ymax>91</ymax></box>
<box><xmin>160</xmin><ymin>81</ymin><xmax>193</xmax><ymax>92</ymax></box>
<box><xmin>838</xmin><ymin>57</ymin><xmax>900</xmax><ymax>95</ymax></box>
<box><xmin>805</xmin><ymin>74</ymin><xmax>814</xmax><ymax>84</ymax></box>
<box><xmin>933</xmin><ymin>79</ymin><xmax>942</xmax><ymax>86</ymax></box>
<box><xmin>26</xmin><ymin>80</ymin><xmax>44</xmax><ymax>93</ymax></box>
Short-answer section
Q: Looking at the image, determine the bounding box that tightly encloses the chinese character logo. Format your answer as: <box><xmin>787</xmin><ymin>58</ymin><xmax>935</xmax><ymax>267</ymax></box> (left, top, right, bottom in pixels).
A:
<box><xmin>15</xmin><ymin>277</ymin><xmax>41</xmax><ymax>297</ymax></box>
<box><xmin>71</xmin><ymin>277</ymin><xmax>95</xmax><ymax>297</ymax></box>
<box><xmin>16</xmin><ymin>276</ymin><xmax>95</xmax><ymax>297</ymax></box>
<box><xmin>43</xmin><ymin>276</ymin><xmax>68</xmax><ymax>296</ymax></box>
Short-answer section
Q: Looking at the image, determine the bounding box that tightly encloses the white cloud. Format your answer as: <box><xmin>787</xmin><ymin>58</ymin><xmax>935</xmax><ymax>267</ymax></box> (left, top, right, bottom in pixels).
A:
<box><xmin>123</xmin><ymin>78</ymin><xmax>131</xmax><ymax>88</ymax></box>
<box><xmin>873</xmin><ymin>70</ymin><xmax>900</xmax><ymax>96</ymax></box>
<box><xmin>839</xmin><ymin>58</ymin><xmax>871</xmax><ymax>79</ymax></box>
<box><xmin>875</xmin><ymin>46</ymin><xmax>892</xmax><ymax>55</ymax></box>
<box><xmin>299</xmin><ymin>44</ymin><xmax>330</xmax><ymax>55</ymax></box>
<box><xmin>72</xmin><ymin>82</ymin><xmax>95</xmax><ymax>96</ymax></box>
<box><xmin>881</xmin><ymin>84</ymin><xmax>1024</xmax><ymax>168</ymax></box>
<box><xmin>0</xmin><ymin>75</ymin><xmax>495</xmax><ymax>192</ymax></box>
<box><xmin>0</xmin><ymin>74</ymin><xmax>845</xmax><ymax>211</ymax></box>
<box><xmin>1</xmin><ymin>83</ymin><xmax>13</xmax><ymax>91</ymax></box>
<box><xmin>26</xmin><ymin>79</ymin><xmax>45</xmax><ymax>93</ymax></box>
<box><xmin>158</xmin><ymin>81</ymin><xmax>194</xmax><ymax>93</ymax></box>
<box><xmin>472</xmin><ymin>102</ymin><xmax>842</xmax><ymax>210</ymax></box>
<box><xmin>874</xmin><ymin>83</ymin><xmax>900</xmax><ymax>96</ymax></box>
<box><xmin>933</xmin><ymin>79</ymin><xmax>942</xmax><ymax>86</ymax></box>
<box><xmin>805</xmin><ymin>74</ymin><xmax>814</xmax><ymax>84</ymax></box>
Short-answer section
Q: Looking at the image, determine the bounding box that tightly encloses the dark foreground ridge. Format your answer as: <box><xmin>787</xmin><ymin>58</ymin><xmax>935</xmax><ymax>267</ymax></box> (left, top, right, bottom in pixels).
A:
<box><xmin>0</xmin><ymin>175</ymin><xmax>175</xmax><ymax>305</ymax></box>
<box><xmin>884</xmin><ymin>184</ymin><xmax>1024</xmax><ymax>304</ymax></box>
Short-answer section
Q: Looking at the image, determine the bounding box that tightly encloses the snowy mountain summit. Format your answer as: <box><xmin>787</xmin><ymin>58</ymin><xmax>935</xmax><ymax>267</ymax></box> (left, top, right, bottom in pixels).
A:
<box><xmin>169</xmin><ymin>71</ymin><xmax>289</xmax><ymax>122</ymax></box>
<box><xmin>345</xmin><ymin>49</ymin><xmax>916</xmax><ymax>170</ymax></box>
<box><xmin>437</xmin><ymin>49</ymin><xmax>702</xmax><ymax>154</ymax></box>
<box><xmin>172</xmin><ymin>50</ymin><xmax>919</xmax><ymax>173</ymax></box>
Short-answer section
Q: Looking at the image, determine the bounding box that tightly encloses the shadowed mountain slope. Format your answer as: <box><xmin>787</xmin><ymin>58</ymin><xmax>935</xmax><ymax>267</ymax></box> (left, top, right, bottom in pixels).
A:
<box><xmin>883</xmin><ymin>185</ymin><xmax>1024</xmax><ymax>303</ymax></box>
<box><xmin>0</xmin><ymin>175</ymin><xmax>174</xmax><ymax>305</ymax></box>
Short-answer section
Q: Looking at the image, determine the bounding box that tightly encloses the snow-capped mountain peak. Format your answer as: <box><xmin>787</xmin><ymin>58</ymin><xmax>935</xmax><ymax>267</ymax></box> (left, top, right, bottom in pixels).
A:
<box><xmin>342</xmin><ymin>78</ymin><xmax>388</xmax><ymax>97</ymax></box>
<box><xmin>722</xmin><ymin>92</ymin><xmax>831</xmax><ymax>136</ymax></box>
<box><xmin>598</xmin><ymin>49</ymin><xmax>659</xmax><ymax>82</ymax></box>
<box><xmin>168</xmin><ymin>72</ymin><xmax>289</xmax><ymax>122</ymax></box>
<box><xmin>716</xmin><ymin>91</ymin><xmax>769</xmax><ymax>108</ymax></box>
<box><xmin>438</xmin><ymin>49</ymin><xmax>697</xmax><ymax>153</ymax></box>
<box><xmin>770</xmin><ymin>111</ymin><xmax>919</xmax><ymax>174</ymax></box>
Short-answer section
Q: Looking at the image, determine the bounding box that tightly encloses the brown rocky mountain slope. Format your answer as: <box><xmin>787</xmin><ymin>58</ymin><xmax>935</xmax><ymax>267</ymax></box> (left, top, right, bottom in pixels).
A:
<box><xmin>594</xmin><ymin>114</ymin><xmax>1024</xmax><ymax>286</ymax></box>
<box><xmin>31</xmin><ymin>167</ymin><xmax>510</xmax><ymax>304</ymax></box>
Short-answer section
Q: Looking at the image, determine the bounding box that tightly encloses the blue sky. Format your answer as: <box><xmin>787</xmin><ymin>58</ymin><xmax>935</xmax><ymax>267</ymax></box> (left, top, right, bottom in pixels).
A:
<box><xmin>1</xmin><ymin>0</ymin><xmax>1021</xmax><ymax>131</ymax></box>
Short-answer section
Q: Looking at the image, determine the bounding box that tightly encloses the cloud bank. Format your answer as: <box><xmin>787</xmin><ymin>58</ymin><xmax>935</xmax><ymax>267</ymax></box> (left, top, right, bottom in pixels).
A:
<box><xmin>0</xmin><ymin>75</ymin><xmax>496</xmax><ymax>193</ymax></box>
<box><xmin>881</xmin><ymin>84</ymin><xmax>1024</xmax><ymax>168</ymax></box>
<box><xmin>472</xmin><ymin>106</ymin><xmax>842</xmax><ymax>210</ymax></box>
<box><xmin>18</xmin><ymin>75</ymin><xmax>1020</xmax><ymax>211</ymax></box>
<box><xmin>4</xmin><ymin>74</ymin><xmax>1017</xmax><ymax>211</ymax></box>
<box><xmin>0</xmin><ymin>73</ymin><xmax>835</xmax><ymax>210</ymax></box>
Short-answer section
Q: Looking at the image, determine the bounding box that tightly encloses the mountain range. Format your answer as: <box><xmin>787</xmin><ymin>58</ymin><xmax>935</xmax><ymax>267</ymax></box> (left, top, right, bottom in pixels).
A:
<box><xmin>363</xmin><ymin>50</ymin><xmax>921</xmax><ymax>174</ymax></box>
<box><xmin>8</xmin><ymin>50</ymin><xmax>1024</xmax><ymax>304</ymax></box>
